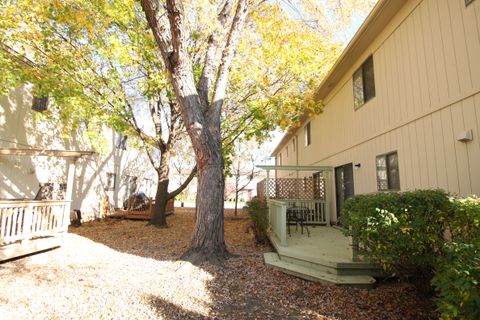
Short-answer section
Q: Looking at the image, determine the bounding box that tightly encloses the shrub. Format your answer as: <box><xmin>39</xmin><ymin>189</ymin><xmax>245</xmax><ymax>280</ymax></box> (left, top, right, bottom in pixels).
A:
<box><xmin>432</xmin><ymin>196</ymin><xmax>480</xmax><ymax>320</ymax></box>
<box><xmin>339</xmin><ymin>189</ymin><xmax>451</xmax><ymax>278</ymax></box>
<box><xmin>244</xmin><ymin>198</ymin><xmax>269</xmax><ymax>244</ymax></box>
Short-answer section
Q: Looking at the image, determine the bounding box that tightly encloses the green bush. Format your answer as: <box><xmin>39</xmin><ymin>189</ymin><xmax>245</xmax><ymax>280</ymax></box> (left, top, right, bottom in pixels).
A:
<box><xmin>432</xmin><ymin>196</ymin><xmax>480</xmax><ymax>320</ymax></box>
<box><xmin>244</xmin><ymin>198</ymin><xmax>269</xmax><ymax>244</ymax></box>
<box><xmin>340</xmin><ymin>191</ymin><xmax>480</xmax><ymax>319</ymax></box>
<box><xmin>339</xmin><ymin>189</ymin><xmax>451</xmax><ymax>278</ymax></box>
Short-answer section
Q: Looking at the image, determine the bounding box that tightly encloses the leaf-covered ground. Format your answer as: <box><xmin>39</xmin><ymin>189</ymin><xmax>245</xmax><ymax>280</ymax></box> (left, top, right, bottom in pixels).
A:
<box><xmin>0</xmin><ymin>208</ymin><xmax>437</xmax><ymax>319</ymax></box>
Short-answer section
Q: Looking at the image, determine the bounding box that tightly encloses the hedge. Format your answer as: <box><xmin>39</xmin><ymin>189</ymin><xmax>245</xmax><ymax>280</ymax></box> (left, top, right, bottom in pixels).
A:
<box><xmin>339</xmin><ymin>190</ymin><xmax>480</xmax><ymax>319</ymax></box>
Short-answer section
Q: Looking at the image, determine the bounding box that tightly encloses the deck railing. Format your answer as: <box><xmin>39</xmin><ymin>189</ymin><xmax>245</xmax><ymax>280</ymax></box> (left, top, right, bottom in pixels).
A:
<box><xmin>0</xmin><ymin>200</ymin><xmax>70</xmax><ymax>246</ymax></box>
<box><xmin>267</xmin><ymin>199</ymin><xmax>329</xmax><ymax>246</ymax></box>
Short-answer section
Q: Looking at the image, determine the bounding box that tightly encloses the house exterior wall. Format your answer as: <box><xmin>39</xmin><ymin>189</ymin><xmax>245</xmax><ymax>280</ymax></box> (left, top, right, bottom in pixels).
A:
<box><xmin>273</xmin><ymin>0</ymin><xmax>480</xmax><ymax>218</ymax></box>
<box><xmin>0</xmin><ymin>85</ymin><xmax>158</xmax><ymax>221</ymax></box>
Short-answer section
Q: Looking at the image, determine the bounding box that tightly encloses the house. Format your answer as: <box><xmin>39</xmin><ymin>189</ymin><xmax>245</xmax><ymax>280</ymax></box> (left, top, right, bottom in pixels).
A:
<box><xmin>260</xmin><ymin>0</ymin><xmax>480</xmax><ymax>285</ymax></box>
<box><xmin>271</xmin><ymin>0</ymin><xmax>480</xmax><ymax>223</ymax></box>
<box><xmin>0</xmin><ymin>85</ymin><xmax>158</xmax><ymax>222</ymax></box>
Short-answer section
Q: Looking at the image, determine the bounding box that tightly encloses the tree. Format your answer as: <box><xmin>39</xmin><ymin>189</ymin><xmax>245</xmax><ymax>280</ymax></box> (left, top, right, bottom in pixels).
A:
<box><xmin>141</xmin><ymin>0</ymin><xmax>251</xmax><ymax>262</ymax></box>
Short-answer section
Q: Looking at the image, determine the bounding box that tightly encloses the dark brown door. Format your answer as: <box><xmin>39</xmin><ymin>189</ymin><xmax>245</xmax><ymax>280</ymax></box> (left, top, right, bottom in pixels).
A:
<box><xmin>335</xmin><ymin>163</ymin><xmax>355</xmax><ymax>220</ymax></box>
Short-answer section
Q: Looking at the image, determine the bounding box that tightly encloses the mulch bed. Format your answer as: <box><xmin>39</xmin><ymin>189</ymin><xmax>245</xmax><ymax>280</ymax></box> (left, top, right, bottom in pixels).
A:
<box><xmin>0</xmin><ymin>208</ymin><xmax>437</xmax><ymax>319</ymax></box>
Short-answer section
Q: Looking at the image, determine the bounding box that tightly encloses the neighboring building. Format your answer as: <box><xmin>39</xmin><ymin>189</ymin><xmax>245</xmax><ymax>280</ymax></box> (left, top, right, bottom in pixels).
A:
<box><xmin>271</xmin><ymin>0</ymin><xmax>480</xmax><ymax>223</ymax></box>
<box><xmin>0</xmin><ymin>85</ymin><xmax>158</xmax><ymax>221</ymax></box>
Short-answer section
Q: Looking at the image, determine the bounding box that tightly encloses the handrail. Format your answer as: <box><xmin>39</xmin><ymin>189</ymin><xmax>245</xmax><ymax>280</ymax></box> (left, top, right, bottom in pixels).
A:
<box><xmin>0</xmin><ymin>200</ymin><xmax>70</xmax><ymax>246</ymax></box>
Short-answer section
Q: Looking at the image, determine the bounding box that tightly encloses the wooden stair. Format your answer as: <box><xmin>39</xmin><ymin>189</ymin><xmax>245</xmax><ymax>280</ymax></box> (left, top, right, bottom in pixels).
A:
<box><xmin>264</xmin><ymin>252</ymin><xmax>377</xmax><ymax>287</ymax></box>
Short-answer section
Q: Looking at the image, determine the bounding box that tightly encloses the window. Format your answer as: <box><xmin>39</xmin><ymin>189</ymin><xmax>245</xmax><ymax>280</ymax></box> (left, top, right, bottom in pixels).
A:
<box><xmin>376</xmin><ymin>152</ymin><xmax>400</xmax><ymax>191</ymax></box>
<box><xmin>106</xmin><ymin>173</ymin><xmax>116</xmax><ymax>191</ymax></box>
<box><xmin>304</xmin><ymin>123</ymin><xmax>311</xmax><ymax>146</ymax></box>
<box><xmin>32</xmin><ymin>96</ymin><xmax>49</xmax><ymax>112</ymax></box>
<box><xmin>353</xmin><ymin>55</ymin><xmax>376</xmax><ymax>109</ymax></box>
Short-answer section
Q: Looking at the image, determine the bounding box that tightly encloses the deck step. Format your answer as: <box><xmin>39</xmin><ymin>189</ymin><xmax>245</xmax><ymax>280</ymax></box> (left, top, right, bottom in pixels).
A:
<box><xmin>264</xmin><ymin>252</ymin><xmax>376</xmax><ymax>286</ymax></box>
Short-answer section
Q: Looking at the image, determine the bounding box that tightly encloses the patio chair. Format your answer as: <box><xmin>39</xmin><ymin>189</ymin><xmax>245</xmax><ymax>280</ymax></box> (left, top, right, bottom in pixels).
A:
<box><xmin>286</xmin><ymin>206</ymin><xmax>310</xmax><ymax>237</ymax></box>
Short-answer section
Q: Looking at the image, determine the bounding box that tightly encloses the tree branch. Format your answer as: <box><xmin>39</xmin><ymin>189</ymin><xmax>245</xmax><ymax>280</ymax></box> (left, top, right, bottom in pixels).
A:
<box><xmin>168</xmin><ymin>165</ymin><xmax>197</xmax><ymax>200</ymax></box>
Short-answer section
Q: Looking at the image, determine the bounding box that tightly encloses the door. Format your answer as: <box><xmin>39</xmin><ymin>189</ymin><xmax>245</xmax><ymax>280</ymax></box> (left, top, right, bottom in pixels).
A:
<box><xmin>335</xmin><ymin>163</ymin><xmax>355</xmax><ymax>220</ymax></box>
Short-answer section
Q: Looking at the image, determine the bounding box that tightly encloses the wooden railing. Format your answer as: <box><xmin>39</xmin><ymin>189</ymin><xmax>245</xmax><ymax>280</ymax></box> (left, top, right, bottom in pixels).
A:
<box><xmin>267</xmin><ymin>199</ymin><xmax>329</xmax><ymax>246</ymax></box>
<box><xmin>0</xmin><ymin>200</ymin><xmax>70</xmax><ymax>246</ymax></box>
<box><xmin>267</xmin><ymin>199</ymin><xmax>288</xmax><ymax>246</ymax></box>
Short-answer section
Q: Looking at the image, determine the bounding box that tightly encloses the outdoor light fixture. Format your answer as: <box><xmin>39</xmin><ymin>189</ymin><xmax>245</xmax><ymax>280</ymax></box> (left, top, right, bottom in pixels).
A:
<box><xmin>456</xmin><ymin>129</ymin><xmax>473</xmax><ymax>143</ymax></box>
<box><xmin>354</xmin><ymin>163</ymin><xmax>361</xmax><ymax>168</ymax></box>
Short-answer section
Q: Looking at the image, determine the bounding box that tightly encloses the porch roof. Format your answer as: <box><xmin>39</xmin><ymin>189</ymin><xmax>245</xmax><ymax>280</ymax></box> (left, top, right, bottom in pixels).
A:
<box><xmin>0</xmin><ymin>148</ymin><xmax>95</xmax><ymax>158</ymax></box>
<box><xmin>257</xmin><ymin>165</ymin><xmax>332</xmax><ymax>172</ymax></box>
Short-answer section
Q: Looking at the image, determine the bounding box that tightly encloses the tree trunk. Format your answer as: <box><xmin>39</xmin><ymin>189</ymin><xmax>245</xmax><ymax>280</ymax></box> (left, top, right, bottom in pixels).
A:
<box><xmin>234</xmin><ymin>190</ymin><xmax>239</xmax><ymax>216</ymax></box>
<box><xmin>150</xmin><ymin>150</ymin><xmax>170</xmax><ymax>227</ymax></box>
<box><xmin>181</xmin><ymin>140</ymin><xmax>229</xmax><ymax>263</ymax></box>
<box><xmin>150</xmin><ymin>177</ymin><xmax>169</xmax><ymax>227</ymax></box>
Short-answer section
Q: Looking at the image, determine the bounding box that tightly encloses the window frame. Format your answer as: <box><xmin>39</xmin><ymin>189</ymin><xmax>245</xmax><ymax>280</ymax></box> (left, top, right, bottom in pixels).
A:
<box><xmin>376</xmin><ymin>151</ymin><xmax>400</xmax><ymax>191</ymax></box>
<box><xmin>353</xmin><ymin>55</ymin><xmax>376</xmax><ymax>110</ymax></box>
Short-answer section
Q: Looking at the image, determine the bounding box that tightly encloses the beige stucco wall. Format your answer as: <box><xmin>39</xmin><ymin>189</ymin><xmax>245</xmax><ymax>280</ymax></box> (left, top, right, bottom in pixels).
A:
<box><xmin>0</xmin><ymin>85</ymin><xmax>158</xmax><ymax>221</ymax></box>
<box><xmin>275</xmin><ymin>0</ymin><xmax>480</xmax><ymax>216</ymax></box>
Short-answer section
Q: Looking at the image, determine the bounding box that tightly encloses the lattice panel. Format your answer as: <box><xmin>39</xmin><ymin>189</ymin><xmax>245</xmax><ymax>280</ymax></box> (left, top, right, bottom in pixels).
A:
<box><xmin>257</xmin><ymin>177</ymin><xmax>326</xmax><ymax>200</ymax></box>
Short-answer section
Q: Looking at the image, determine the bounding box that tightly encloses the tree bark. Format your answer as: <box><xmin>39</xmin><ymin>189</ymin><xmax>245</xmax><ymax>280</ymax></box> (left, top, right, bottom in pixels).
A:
<box><xmin>150</xmin><ymin>150</ymin><xmax>170</xmax><ymax>227</ymax></box>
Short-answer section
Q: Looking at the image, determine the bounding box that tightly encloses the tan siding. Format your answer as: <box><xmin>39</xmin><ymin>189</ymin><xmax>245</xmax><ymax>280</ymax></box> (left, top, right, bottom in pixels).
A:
<box><xmin>463</xmin><ymin>0</ymin><xmax>480</xmax><ymax>90</ymax></box>
<box><xmin>431</xmin><ymin>111</ymin><xmax>449</xmax><ymax>191</ymax></box>
<box><xmin>419</xmin><ymin>1</ymin><xmax>440</xmax><ymax>108</ymax></box>
<box><xmin>422</xmin><ymin>115</ymin><xmax>438</xmax><ymax>188</ymax></box>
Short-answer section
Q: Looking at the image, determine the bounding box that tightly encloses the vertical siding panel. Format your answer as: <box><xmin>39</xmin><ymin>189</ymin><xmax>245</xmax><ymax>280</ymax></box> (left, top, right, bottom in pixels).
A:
<box><xmin>451</xmin><ymin>102</ymin><xmax>471</xmax><ymax>196</ymax></box>
<box><xmin>437</xmin><ymin>0</ymin><xmax>461</xmax><ymax>98</ymax></box>
<box><xmin>423</xmin><ymin>115</ymin><xmax>438</xmax><ymax>189</ymax></box>
<box><xmin>395</xmin><ymin>30</ymin><xmax>408</xmax><ymax>125</ymax></box>
<box><xmin>375</xmin><ymin>49</ymin><xmax>385</xmax><ymax>134</ymax></box>
<box><xmin>448</xmin><ymin>0</ymin><xmax>473</xmax><ymax>92</ymax></box>
<box><xmin>463</xmin><ymin>0</ymin><xmax>480</xmax><ymax>90</ymax></box>
<box><xmin>462</xmin><ymin>97</ymin><xmax>480</xmax><ymax>195</ymax></box>
<box><xmin>431</xmin><ymin>112</ymin><xmax>449</xmax><ymax>190</ymax></box>
<box><xmin>395</xmin><ymin>128</ymin><xmax>407</xmax><ymax>191</ymax></box>
<box><xmin>441</xmin><ymin>108</ymin><xmax>460</xmax><ymax>195</ymax></box>
<box><xmin>412</xmin><ymin>8</ymin><xmax>431</xmax><ymax>114</ymax></box>
<box><xmin>402</xmin><ymin>20</ymin><xmax>419</xmax><ymax>120</ymax></box>
<box><xmin>416</xmin><ymin>119</ymin><xmax>429</xmax><ymax>189</ymax></box>
<box><xmin>409</xmin><ymin>122</ymin><xmax>422</xmax><ymax>190</ymax></box>
<box><xmin>420</xmin><ymin>0</ymin><xmax>440</xmax><ymax>109</ymax></box>
<box><xmin>428</xmin><ymin>0</ymin><xmax>450</xmax><ymax>103</ymax></box>
<box><xmin>386</xmin><ymin>35</ymin><xmax>402</xmax><ymax>127</ymax></box>
<box><xmin>401</xmin><ymin>125</ymin><xmax>414</xmax><ymax>190</ymax></box>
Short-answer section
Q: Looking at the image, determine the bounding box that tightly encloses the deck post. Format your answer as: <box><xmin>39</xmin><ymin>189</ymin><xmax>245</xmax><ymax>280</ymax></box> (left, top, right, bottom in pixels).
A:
<box><xmin>64</xmin><ymin>157</ymin><xmax>77</xmax><ymax>231</ymax></box>
<box><xmin>279</xmin><ymin>203</ymin><xmax>287</xmax><ymax>246</ymax></box>
<box><xmin>325</xmin><ymin>171</ymin><xmax>331</xmax><ymax>226</ymax></box>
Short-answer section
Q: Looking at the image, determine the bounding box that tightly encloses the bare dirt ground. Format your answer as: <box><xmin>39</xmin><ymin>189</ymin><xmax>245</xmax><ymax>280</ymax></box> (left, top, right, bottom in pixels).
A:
<box><xmin>0</xmin><ymin>208</ymin><xmax>437</xmax><ymax>319</ymax></box>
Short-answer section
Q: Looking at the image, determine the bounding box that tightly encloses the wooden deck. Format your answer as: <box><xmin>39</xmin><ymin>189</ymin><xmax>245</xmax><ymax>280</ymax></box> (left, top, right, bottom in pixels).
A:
<box><xmin>265</xmin><ymin>226</ymin><xmax>381</xmax><ymax>286</ymax></box>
